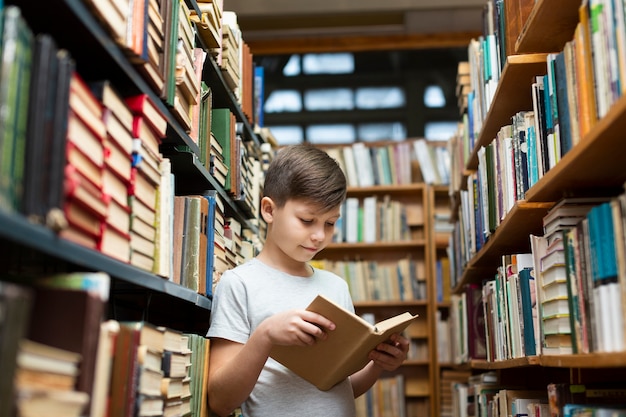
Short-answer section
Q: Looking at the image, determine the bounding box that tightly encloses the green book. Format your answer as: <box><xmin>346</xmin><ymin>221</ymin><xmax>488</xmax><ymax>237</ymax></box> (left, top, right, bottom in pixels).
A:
<box><xmin>0</xmin><ymin>6</ymin><xmax>33</xmax><ymax>212</ymax></box>
<box><xmin>211</xmin><ymin>108</ymin><xmax>233</xmax><ymax>191</ymax></box>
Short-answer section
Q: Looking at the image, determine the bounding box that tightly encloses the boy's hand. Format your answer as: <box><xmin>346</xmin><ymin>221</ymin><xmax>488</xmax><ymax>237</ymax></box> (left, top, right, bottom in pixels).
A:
<box><xmin>260</xmin><ymin>309</ymin><xmax>335</xmax><ymax>347</ymax></box>
<box><xmin>368</xmin><ymin>333</ymin><xmax>409</xmax><ymax>371</ymax></box>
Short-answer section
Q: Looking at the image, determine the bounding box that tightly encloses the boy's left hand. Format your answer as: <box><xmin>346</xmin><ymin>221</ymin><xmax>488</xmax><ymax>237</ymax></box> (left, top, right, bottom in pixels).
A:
<box><xmin>368</xmin><ymin>333</ymin><xmax>409</xmax><ymax>371</ymax></box>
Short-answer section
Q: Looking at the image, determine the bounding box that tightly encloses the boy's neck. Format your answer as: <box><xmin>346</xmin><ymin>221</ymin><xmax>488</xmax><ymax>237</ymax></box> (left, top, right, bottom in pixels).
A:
<box><xmin>256</xmin><ymin>251</ymin><xmax>313</xmax><ymax>277</ymax></box>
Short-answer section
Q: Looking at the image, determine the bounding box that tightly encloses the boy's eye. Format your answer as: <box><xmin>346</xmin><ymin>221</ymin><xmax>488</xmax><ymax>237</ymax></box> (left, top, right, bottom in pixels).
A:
<box><xmin>326</xmin><ymin>222</ymin><xmax>335</xmax><ymax>227</ymax></box>
<box><xmin>300</xmin><ymin>218</ymin><xmax>313</xmax><ymax>224</ymax></box>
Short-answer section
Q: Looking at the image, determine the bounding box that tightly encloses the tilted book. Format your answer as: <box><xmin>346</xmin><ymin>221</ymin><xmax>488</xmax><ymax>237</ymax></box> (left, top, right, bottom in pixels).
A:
<box><xmin>269</xmin><ymin>295</ymin><xmax>418</xmax><ymax>391</ymax></box>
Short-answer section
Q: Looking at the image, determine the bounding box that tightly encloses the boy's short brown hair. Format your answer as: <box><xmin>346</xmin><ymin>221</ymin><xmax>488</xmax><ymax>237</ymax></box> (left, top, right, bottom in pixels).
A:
<box><xmin>263</xmin><ymin>144</ymin><xmax>347</xmax><ymax>211</ymax></box>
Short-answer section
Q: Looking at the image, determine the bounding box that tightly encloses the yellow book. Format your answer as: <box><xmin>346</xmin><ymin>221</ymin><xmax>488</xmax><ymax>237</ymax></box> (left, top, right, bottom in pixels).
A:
<box><xmin>269</xmin><ymin>295</ymin><xmax>418</xmax><ymax>391</ymax></box>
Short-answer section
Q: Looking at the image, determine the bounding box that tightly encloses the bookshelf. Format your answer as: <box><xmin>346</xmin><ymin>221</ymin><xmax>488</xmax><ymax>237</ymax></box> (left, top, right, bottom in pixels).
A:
<box><xmin>0</xmin><ymin>0</ymin><xmax>262</xmax><ymax>415</ymax></box>
<box><xmin>449</xmin><ymin>0</ymin><xmax>626</xmax><ymax>416</ymax></box>
<box><xmin>312</xmin><ymin>140</ymin><xmax>448</xmax><ymax>415</ymax></box>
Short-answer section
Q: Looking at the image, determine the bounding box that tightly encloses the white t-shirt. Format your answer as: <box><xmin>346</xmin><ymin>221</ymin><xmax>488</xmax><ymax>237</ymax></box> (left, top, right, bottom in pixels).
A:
<box><xmin>207</xmin><ymin>258</ymin><xmax>357</xmax><ymax>417</ymax></box>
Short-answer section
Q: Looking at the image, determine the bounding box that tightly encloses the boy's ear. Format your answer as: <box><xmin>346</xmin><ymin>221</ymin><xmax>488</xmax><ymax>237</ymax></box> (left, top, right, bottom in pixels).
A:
<box><xmin>260</xmin><ymin>196</ymin><xmax>276</xmax><ymax>223</ymax></box>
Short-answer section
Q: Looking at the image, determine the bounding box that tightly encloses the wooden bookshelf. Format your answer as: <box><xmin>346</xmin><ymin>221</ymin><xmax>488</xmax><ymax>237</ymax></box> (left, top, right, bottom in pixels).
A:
<box><xmin>449</xmin><ymin>1</ymin><xmax>626</xmax><ymax>413</ymax></box>
<box><xmin>313</xmin><ymin>147</ymin><xmax>439</xmax><ymax>415</ymax></box>
<box><xmin>515</xmin><ymin>0</ymin><xmax>581</xmax><ymax>54</ymax></box>
<box><xmin>0</xmin><ymin>0</ymin><xmax>262</xmax><ymax>415</ymax></box>
<box><xmin>467</xmin><ymin>53</ymin><xmax>549</xmax><ymax>170</ymax></box>
<box><xmin>525</xmin><ymin>94</ymin><xmax>626</xmax><ymax>203</ymax></box>
<box><xmin>452</xmin><ymin>201</ymin><xmax>553</xmax><ymax>292</ymax></box>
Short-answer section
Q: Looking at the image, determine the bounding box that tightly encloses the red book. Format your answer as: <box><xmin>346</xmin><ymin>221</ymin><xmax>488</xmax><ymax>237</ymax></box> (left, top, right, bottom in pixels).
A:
<box><xmin>125</xmin><ymin>93</ymin><xmax>167</xmax><ymax>138</ymax></box>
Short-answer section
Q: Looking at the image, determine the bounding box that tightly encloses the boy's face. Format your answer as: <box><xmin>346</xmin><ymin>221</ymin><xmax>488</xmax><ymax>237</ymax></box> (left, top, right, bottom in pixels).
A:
<box><xmin>265</xmin><ymin>198</ymin><xmax>341</xmax><ymax>263</ymax></box>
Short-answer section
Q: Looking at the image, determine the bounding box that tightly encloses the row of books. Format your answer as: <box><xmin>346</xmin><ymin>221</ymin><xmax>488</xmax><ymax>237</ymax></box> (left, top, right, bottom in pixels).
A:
<box><xmin>0</xmin><ymin>6</ymin><xmax>264</xmax><ymax>296</ymax></box>
<box><xmin>448</xmin><ymin>190</ymin><xmax>626</xmax><ymax>362</ymax></box>
<box><xmin>0</xmin><ymin>272</ymin><xmax>212</xmax><ymax>417</ymax></box>
<box><xmin>84</xmin><ymin>0</ymin><xmax>261</xmax><ymax>132</ymax></box>
<box><xmin>451</xmin><ymin>376</ymin><xmax>626</xmax><ymax>417</ymax></box>
<box><xmin>355</xmin><ymin>375</ymin><xmax>407</xmax><ymax>417</ymax></box>
<box><xmin>335</xmin><ymin>195</ymin><xmax>416</xmax><ymax>244</ymax></box>
<box><xmin>460</xmin><ymin>1</ymin><xmax>625</xmax><ymax>184</ymax></box>
<box><xmin>312</xmin><ymin>258</ymin><xmax>427</xmax><ymax>302</ymax></box>
<box><xmin>322</xmin><ymin>139</ymin><xmax>451</xmax><ymax>188</ymax></box>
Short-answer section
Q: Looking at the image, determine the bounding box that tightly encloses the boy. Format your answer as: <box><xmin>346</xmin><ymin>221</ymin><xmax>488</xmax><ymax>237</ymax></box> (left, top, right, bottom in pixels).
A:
<box><xmin>207</xmin><ymin>144</ymin><xmax>409</xmax><ymax>417</ymax></box>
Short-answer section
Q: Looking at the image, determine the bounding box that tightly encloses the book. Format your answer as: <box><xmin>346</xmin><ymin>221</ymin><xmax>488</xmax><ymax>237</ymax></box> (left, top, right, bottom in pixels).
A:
<box><xmin>15</xmin><ymin>339</ymin><xmax>82</xmax><ymax>389</ymax></box>
<box><xmin>269</xmin><ymin>294</ymin><xmax>418</xmax><ymax>391</ymax></box>
<box><xmin>125</xmin><ymin>93</ymin><xmax>167</xmax><ymax>138</ymax></box>
<box><xmin>0</xmin><ymin>282</ymin><xmax>33</xmax><ymax>417</ymax></box>
<box><xmin>26</xmin><ymin>285</ymin><xmax>106</xmax><ymax>412</ymax></box>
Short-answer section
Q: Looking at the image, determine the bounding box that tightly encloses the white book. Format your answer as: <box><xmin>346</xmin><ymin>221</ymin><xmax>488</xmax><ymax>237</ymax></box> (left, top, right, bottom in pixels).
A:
<box><xmin>352</xmin><ymin>142</ymin><xmax>374</xmax><ymax>187</ymax></box>
<box><xmin>362</xmin><ymin>195</ymin><xmax>377</xmax><ymax>243</ymax></box>
<box><xmin>345</xmin><ymin>197</ymin><xmax>359</xmax><ymax>243</ymax></box>
<box><xmin>341</xmin><ymin>146</ymin><xmax>359</xmax><ymax>187</ymax></box>
<box><xmin>413</xmin><ymin>139</ymin><xmax>439</xmax><ymax>184</ymax></box>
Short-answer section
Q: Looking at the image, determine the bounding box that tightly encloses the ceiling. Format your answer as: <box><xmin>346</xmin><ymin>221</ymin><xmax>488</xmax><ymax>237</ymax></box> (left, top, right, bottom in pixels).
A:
<box><xmin>224</xmin><ymin>0</ymin><xmax>485</xmax><ymax>55</ymax></box>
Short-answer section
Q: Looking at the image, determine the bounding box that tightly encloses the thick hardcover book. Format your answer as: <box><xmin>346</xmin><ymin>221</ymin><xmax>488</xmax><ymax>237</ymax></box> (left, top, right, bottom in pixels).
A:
<box><xmin>0</xmin><ymin>282</ymin><xmax>33</xmax><ymax>417</ymax></box>
<box><xmin>23</xmin><ymin>33</ymin><xmax>57</xmax><ymax>222</ymax></box>
<box><xmin>269</xmin><ymin>295</ymin><xmax>418</xmax><ymax>391</ymax></box>
<box><xmin>27</xmin><ymin>286</ymin><xmax>106</xmax><ymax>412</ymax></box>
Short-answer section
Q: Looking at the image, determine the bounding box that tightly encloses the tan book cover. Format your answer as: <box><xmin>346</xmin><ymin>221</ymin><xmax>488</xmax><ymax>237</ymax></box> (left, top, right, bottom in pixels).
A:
<box><xmin>269</xmin><ymin>295</ymin><xmax>418</xmax><ymax>391</ymax></box>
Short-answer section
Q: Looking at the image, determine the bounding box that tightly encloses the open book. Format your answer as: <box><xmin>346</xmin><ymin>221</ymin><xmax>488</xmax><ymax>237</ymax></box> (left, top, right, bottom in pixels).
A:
<box><xmin>269</xmin><ymin>295</ymin><xmax>418</xmax><ymax>391</ymax></box>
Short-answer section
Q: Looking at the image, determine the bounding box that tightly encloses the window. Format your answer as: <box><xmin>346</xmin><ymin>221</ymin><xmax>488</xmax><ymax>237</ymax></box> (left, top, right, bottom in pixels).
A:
<box><xmin>264</xmin><ymin>90</ymin><xmax>302</xmax><ymax>113</ymax></box>
<box><xmin>304</xmin><ymin>88</ymin><xmax>354</xmax><ymax>111</ymax></box>
<box><xmin>268</xmin><ymin>125</ymin><xmax>304</xmax><ymax>145</ymax></box>
<box><xmin>306</xmin><ymin>124</ymin><xmax>356</xmax><ymax>144</ymax></box>
<box><xmin>302</xmin><ymin>53</ymin><xmax>354</xmax><ymax>74</ymax></box>
<box><xmin>356</xmin><ymin>87</ymin><xmax>405</xmax><ymax>109</ymax></box>
<box><xmin>424</xmin><ymin>121</ymin><xmax>458</xmax><ymax>141</ymax></box>
<box><xmin>424</xmin><ymin>85</ymin><xmax>446</xmax><ymax>108</ymax></box>
<box><xmin>357</xmin><ymin>123</ymin><xmax>406</xmax><ymax>142</ymax></box>
<box><xmin>283</xmin><ymin>54</ymin><xmax>301</xmax><ymax>76</ymax></box>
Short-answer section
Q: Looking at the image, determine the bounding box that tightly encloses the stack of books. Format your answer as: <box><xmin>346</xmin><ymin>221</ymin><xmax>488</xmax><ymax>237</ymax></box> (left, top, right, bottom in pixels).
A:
<box><xmin>14</xmin><ymin>339</ymin><xmax>89</xmax><ymax>417</ymax></box>
<box><xmin>60</xmin><ymin>73</ymin><xmax>108</xmax><ymax>251</ymax></box>
<box><xmin>192</xmin><ymin>0</ymin><xmax>223</xmax><ymax>54</ymax></box>
<box><xmin>90</xmin><ymin>80</ymin><xmax>134</xmax><ymax>263</ymax></box>
<box><xmin>161</xmin><ymin>328</ymin><xmax>192</xmax><ymax>417</ymax></box>
<box><xmin>219</xmin><ymin>12</ymin><xmax>241</xmax><ymax>93</ymax></box>
<box><xmin>125</xmin><ymin>93</ymin><xmax>167</xmax><ymax>272</ymax></box>
<box><xmin>170</xmin><ymin>0</ymin><xmax>200</xmax><ymax>131</ymax></box>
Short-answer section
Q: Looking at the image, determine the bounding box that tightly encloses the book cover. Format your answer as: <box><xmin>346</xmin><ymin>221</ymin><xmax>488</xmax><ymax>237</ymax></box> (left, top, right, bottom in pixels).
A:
<box><xmin>269</xmin><ymin>294</ymin><xmax>418</xmax><ymax>391</ymax></box>
<box><xmin>23</xmin><ymin>33</ymin><xmax>57</xmax><ymax>222</ymax></box>
<box><xmin>203</xmin><ymin>190</ymin><xmax>217</xmax><ymax>297</ymax></box>
<box><xmin>0</xmin><ymin>6</ymin><xmax>33</xmax><ymax>213</ymax></box>
<box><xmin>125</xmin><ymin>93</ymin><xmax>167</xmax><ymax>137</ymax></box>
<box><xmin>0</xmin><ymin>281</ymin><xmax>33</xmax><ymax>417</ymax></box>
<box><xmin>27</xmin><ymin>286</ymin><xmax>106</xmax><ymax>412</ymax></box>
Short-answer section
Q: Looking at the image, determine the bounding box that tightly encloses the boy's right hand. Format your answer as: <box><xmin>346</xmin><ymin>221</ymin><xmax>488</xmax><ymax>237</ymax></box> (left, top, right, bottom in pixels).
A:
<box><xmin>259</xmin><ymin>309</ymin><xmax>336</xmax><ymax>348</ymax></box>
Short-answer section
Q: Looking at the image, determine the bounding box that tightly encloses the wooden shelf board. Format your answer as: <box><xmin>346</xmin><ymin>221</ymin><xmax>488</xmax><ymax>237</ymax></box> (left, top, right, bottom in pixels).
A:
<box><xmin>467</xmin><ymin>353</ymin><xmax>626</xmax><ymax>369</ymax></box>
<box><xmin>354</xmin><ymin>300</ymin><xmax>429</xmax><ymax>308</ymax></box>
<box><xmin>470</xmin><ymin>356</ymin><xmax>540</xmax><ymax>369</ymax></box>
<box><xmin>468</xmin><ymin>201</ymin><xmax>553</xmax><ymax>267</ymax></box>
<box><xmin>452</xmin><ymin>201</ymin><xmax>553</xmax><ymax>292</ymax></box>
<box><xmin>515</xmin><ymin>0</ymin><xmax>581</xmax><ymax>54</ymax></box>
<box><xmin>347</xmin><ymin>183</ymin><xmax>426</xmax><ymax>195</ymax></box>
<box><xmin>468</xmin><ymin>54</ymin><xmax>549</xmax><ymax>170</ymax></box>
<box><xmin>540</xmin><ymin>352</ymin><xmax>626</xmax><ymax>368</ymax></box>
<box><xmin>324</xmin><ymin>239</ymin><xmax>427</xmax><ymax>251</ymax></box>
<box><xmin>525</xmin><ymin>95</ymin><xmax>626</xmax><ymax>202</ymax></box>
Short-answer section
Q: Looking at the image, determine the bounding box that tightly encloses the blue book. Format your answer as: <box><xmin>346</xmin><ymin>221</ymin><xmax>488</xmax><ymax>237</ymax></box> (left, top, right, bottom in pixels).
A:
<box><xmin>203</xmin><ymin>191</ymin><xmax>217</xmax><ymax>298</ymax></box>
<box><xmin>518</xmin><ymin>267</ymin><xmax>537</xmax><ymax>356</ymax></box>
<box><xmin>587</xmin><ymin>202</ymin><xmax>618</xmax><ymax>282</ymax></box>
<box><xmin>254</xmin><ymin>65</ymin><xmax>264</xmax><ymax>127</ymax></box>
<box><xmin>553</xmin><ymin>51</ymin><xmax>573</xmax><ymax>157</ymax></box>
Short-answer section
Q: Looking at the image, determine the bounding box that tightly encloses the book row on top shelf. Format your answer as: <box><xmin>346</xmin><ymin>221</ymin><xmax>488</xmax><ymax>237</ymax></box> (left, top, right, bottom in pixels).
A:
<box><xmin>0</xmin><ymin>0</ymin><xmax>274</xmax><ymax>293</ymax></box>
<box><xmin>444</xmin><ymin>0</ymin><xmax>626</xmax><ymax>375</ymax></box>
<box><xmin>0</xmin><ymin>0</ymin><xmax>274</xmax><ymax>416</ymax></box>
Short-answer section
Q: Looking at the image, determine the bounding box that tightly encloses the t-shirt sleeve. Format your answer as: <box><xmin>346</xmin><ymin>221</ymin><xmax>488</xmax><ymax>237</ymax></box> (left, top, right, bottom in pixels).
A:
<box><xmin>206</xmin><ymin>270</ymin><xmax>251</xmax><ymax>344</ymax></box>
